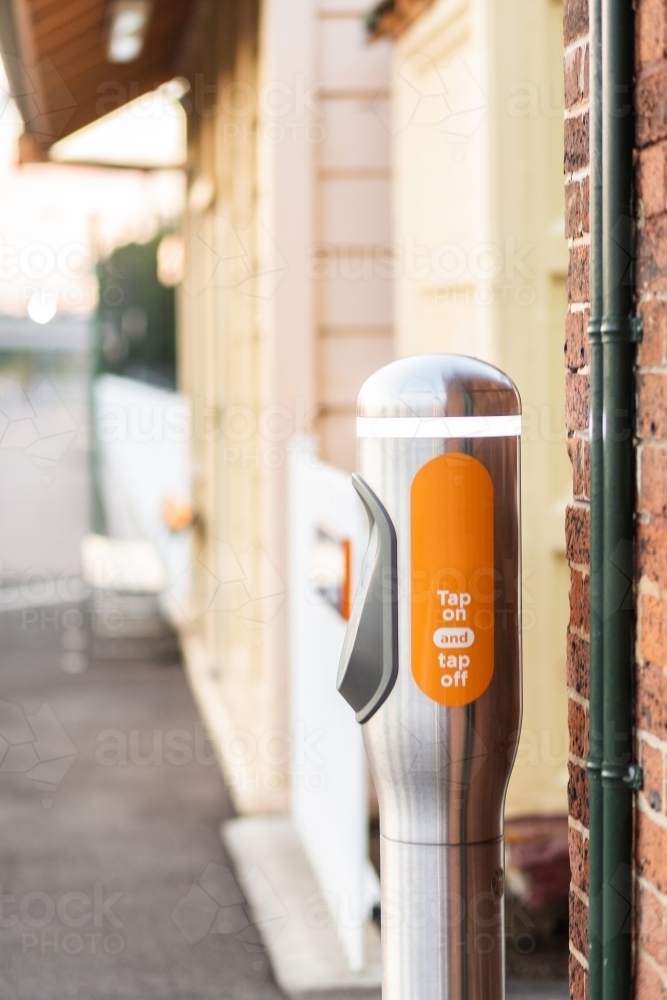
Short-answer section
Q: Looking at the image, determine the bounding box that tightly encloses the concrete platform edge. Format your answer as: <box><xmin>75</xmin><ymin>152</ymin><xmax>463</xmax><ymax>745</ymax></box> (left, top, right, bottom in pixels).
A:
<box><xmin>221</xmin><ymin>815</ymin><xmax>382</xmax><ymax>998</ymax></box>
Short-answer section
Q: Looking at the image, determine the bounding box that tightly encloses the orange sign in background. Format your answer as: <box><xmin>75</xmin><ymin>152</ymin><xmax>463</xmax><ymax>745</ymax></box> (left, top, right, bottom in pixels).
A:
<box><xmin>411</xmin><ymin>453</ymin><xmax>495</xmax><ymax>706</ymax></box>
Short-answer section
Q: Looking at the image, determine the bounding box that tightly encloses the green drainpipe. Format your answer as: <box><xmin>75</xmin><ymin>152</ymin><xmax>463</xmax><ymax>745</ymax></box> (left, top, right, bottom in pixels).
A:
<box><xmin>600</xmin><ymin>0</ymin><xmax>642</xmax><ymax>995</ymax></box>
<box><xmin>586</xmin><ymin>0</ymin><xmax>603</xmax><ymax>988</ymax></box>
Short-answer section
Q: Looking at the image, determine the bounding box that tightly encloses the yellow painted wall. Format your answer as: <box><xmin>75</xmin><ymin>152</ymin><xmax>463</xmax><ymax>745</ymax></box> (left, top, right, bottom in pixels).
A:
<box><xmin>392</xmin><ymin>0</ymin><xmax>569</xmax><ymax>816</ymax></box>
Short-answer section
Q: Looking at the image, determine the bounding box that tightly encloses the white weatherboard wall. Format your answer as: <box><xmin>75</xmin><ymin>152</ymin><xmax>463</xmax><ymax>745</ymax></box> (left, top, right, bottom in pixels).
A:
<box><xmin>288</xmin><ymin>438</ymin><xmax>377</xmax><ymax>971</ymax></box>
<box><xmin>94</xmin><ymin>375</ymin><xmax>192</xmax><ymax>602</ymax></box>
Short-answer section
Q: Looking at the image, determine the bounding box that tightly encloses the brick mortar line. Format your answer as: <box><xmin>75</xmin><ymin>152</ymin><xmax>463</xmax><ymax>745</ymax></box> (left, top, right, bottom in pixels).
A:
<box><xmin>570</xmin><ymin>234</ymin><xmax>591</xmax><ymax>249</ymax></box>
<box><xmin>568</xmin><ymin>301</ymin><xmax>589</xmax><ymax>312</ymax></box>
<box><xmin>635</xmin><ymin>654</ymin><xmax>667</xmax><ymax>673</ymax></box>
<box><xmin>637</xmin><ymin>873</ymin><xmax>667</xmax><ymax>910</ymax></box>
<box><xmin>637</xmin><ymin>576</ymin><xmax>667</xmax><ymax>600</ymax></box>
<box><xmin>569</xmin><ymin>941</ymin><xmax>589</xmax><ymax>971</ymax></box>
<box><xmin>571</xmin><ymin>882</ymin><xmax>589</xmax><ymax>906</ymax></box>
<box><xmin>636</xmin><ymin>364</ymin><xmax>667</xmax><ymax>374</ymax></box>
<box><xmin>566</xmin><ymin>97</ymin><xmax>590</xmax><ymax>116</ymax></box>
<box><xmin>637</xmin><ymin>439</ymin><xmax>667</xmax><ymax>455</ymax></box>
<box><xmin>636</xmin><ymin>514</ymin><xmax>667</xmax><ymax>532</ymax></box>
<box><xmin>568</xmin><ymin>688</ymin><xmax>590</xmax><ymax>710</ymax></box>
<box><xmin>567</xmin><ymin>620</ymin><xmax>591</xmax><ymax>638</ymax></box>
<box><xmin>636</xmin><ymin>442</ymin><xmax>667</xmax><ymax>453</ymax></box>
<box><xmin>637</xmin><ymin>948</ymin><xmax>667</xmax><ymax>987</ymax></box>
<box><xmin>637</xmin><ymin>572</ymin><xmax>667</xmax><ymax>603</ymax></box>
<box><xmin>638</xmin><ymin>795</ymin><xmax>667</xmax><ymax>831</ymax></box>
<box><xmin>636</xmin><ymin>203</ymin><xmax>667</xmax><ymax>220</ymax></box>
<box><xmin>637</xmin><ymin>728</ymin><xmax>667</xmax><ymax>752</ymax></box>
<box><xmin>567</xmin><ymin>689</ymin><xmax>590</xmax><ymax>707</ymax></box>
<box><xmin>568</xmin><ymin>624</ymin><xmax>590</xmax><ymax>642</ymax></box>
<box><xmin>564</xmin><ymin>34</ymin><xmax>590</xmax><ymax>57</ymax></box>
<box><xmin>636</xmin><ymin>60</ymin><xmax>667</xmax><ymax>83</ymax></box>
<box><xmin>636</xmin><ymin>662</ymin><xmax>667</xmax><ymax>678</ymax></box>
<box><xmin>568</xmin><ymin>562</ymin><xmax>590</xmax><ymax>576</ymax></box>
<box><xmin>564</xmin><ymin>102</ymin><xmax>590</xmax><ymax>122</ymax></box>
<box><xmin>569</xmin><ymin>751</ymin><xmax>587</xmax><ymax>769</ymax></box>
<box><xmin>568</xmin><ymin>815</ymin><xmax>590</xmax><ymax>839</ymax></box>
<box><xmin>638</xmin><ymin>791</ymin><xmax>665</xmax><ymax>818</ymax></box>
<box><xmin>565</xmin><ymin>166</ymin><xmax>591</xmax><ymax>183</ymax></box>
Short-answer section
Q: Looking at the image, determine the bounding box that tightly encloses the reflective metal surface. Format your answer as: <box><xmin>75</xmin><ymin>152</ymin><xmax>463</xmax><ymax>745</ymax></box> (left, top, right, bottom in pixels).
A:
<box><xmin>381</xmin><ymin>837</ymin><xmax>505</xmax><ymax>1000</ymax></box>
<box><xmin>357</xmin><ymin>355</ymin><xmax>521</xmax><ymax>1000</ymax></box>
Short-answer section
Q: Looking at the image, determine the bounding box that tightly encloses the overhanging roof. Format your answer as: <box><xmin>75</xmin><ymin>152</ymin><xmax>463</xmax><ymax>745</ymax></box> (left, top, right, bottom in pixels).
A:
<box><xmin>0</xmin><ymin>0</ymin><xmax>195</xmax><ymax>152</ymax></box>
<box><xmin>366</xmin><ymin>0</ymin><xmax>436</xmax><ymax>37</ymax></box>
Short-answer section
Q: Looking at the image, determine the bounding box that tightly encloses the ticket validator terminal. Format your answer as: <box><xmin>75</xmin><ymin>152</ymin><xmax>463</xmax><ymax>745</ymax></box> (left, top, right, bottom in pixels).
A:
<box><xmin>337</xmin><ymin>354</ymin><xmax>522</xmax><ymax>1000</ymax></box>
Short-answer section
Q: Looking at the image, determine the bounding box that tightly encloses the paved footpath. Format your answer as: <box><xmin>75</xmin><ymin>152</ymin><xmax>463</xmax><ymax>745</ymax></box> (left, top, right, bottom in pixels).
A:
<box><xmin>0</xmin><ymin>602</ymin><xmax>287</xmax><ymax>1000</ymax></box>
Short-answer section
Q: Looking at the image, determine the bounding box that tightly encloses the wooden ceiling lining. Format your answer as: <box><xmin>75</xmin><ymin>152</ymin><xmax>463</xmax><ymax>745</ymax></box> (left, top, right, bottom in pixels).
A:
<box><xmin>46</xmin><ymin>27</ymin><xmax>107</xmax><ymax>71</ymax></box>
<box><xmin>32</xmin><ymin>0</ymin><xmax>101</xmax><ymax>30</ymax></box>
<box><xmin>57</xmin><ymin>32</ymin><xmax>180</xmax><ymax>90</ymax></box>
<box><xmin>44</xmin><ymin>10</ymin><xmax>186</xmax><ymax>79</ymax></box>
<box><xmin>7</xmin><ymin>0</ymin><xmax>196</xmax><ymax>144</ymax></box>
<box><xmin>33</xmin><ymin>5</ymin><xmax>104</xmax><ymax>50</ymax></box>
<box><xmin>27</xmin><ymin>0</ymin><xmax>80</xmax><ymax>18</ymax></box>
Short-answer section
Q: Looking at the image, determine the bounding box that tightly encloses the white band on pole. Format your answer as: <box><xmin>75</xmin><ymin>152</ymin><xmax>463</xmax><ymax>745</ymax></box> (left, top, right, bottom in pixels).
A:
<box><xmin>356</xmin><ymin>414</ymin><xmax>522</xmax><ymax>439</ymax></box>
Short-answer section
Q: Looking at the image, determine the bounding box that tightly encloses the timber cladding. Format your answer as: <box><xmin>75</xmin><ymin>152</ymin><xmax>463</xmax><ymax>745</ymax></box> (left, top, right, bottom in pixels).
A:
<box><xmin>636</xmin><ymin>0</ymin><xmax>667</xmax><ymax>987</ymax></box>
<box><xmin>566</xmin><ymin>0</ymin><xmax>667</xmax><ymax>991</ymax></box>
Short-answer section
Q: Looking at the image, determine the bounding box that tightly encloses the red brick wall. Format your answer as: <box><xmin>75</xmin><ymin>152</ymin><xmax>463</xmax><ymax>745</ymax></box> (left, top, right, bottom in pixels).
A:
<box><xmin>566</xmin><ymin>0</ymin><xmax>667</xmax><ymax>995</ymax></box>
<box><xmin>635</xmin><ymin>0</ymin><xmax>667</xmax><ymax>991</ymax></box>
<box><xmin>564</xmin><ymin>0</ymin><xmax>591</xmax><ymax>994</ymax></box>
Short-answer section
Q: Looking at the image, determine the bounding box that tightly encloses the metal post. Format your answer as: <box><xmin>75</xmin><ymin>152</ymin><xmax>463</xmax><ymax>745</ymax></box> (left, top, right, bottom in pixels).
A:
<box><xmin>600</xmin><ymin>0</ymin><xmax>640</xmax><ymax>992</ymax></box>
<box><xmin>338</xmin><ymin>354</ymin><xmax>522</xmax><ymax>1000</ymax></box>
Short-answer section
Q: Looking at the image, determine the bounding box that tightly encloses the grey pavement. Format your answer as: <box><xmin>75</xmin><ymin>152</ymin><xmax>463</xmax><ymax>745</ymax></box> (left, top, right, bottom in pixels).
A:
<box><xmin>0</xmin><ymin>601</ymin><xmax>570</xmax><ymax>1000</ymax></box>
<box><xmin>0</xmin><ymin>602</ymin><xmax>286</xmax><ymax>1000</ymax></box>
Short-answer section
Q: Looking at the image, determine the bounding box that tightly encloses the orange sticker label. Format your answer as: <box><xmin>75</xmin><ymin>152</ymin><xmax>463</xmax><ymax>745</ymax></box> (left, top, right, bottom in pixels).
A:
<box><xmin>411</xmin><ymin>453</ymin><xmax>495</xmax><ymax>706</ymax></box>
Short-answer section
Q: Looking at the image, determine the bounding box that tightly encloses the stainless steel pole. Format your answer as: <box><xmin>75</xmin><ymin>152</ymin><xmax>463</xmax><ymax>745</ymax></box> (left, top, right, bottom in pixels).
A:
<box><xmin>338</xmin><ymin>354</ymin><xmax>522</xmax><ymax>1000</ymax></box>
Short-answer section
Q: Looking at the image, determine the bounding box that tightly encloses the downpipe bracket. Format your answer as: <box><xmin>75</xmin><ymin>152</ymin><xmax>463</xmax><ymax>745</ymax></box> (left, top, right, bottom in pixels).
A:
<box><xmin>600</xmin><ymin>317</ymin><xmax>643</xmax><ymax>343</ymax></box>
<box><xmin>601</xmin><ymin>762</ymin><xmax>643</xmax><ymax>791</ymax></box>
<box><xmin>588</xmin><ymin>318</ymin><xmax>603</xmax><ymax>343</ymax></box>
<box><xmin>586</xmin><ymin>756</ymin><xmax>602</xmax><ymax>776</ymax></box>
